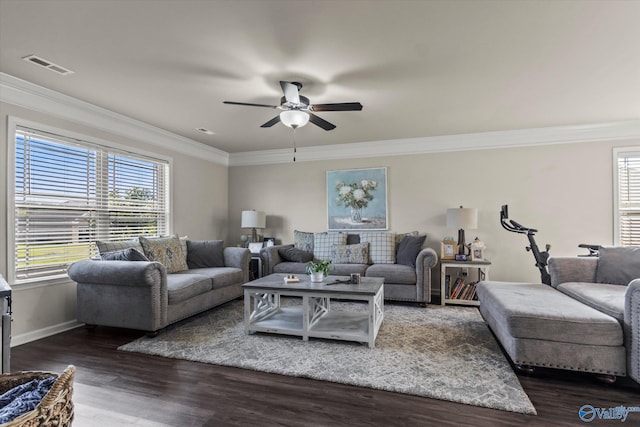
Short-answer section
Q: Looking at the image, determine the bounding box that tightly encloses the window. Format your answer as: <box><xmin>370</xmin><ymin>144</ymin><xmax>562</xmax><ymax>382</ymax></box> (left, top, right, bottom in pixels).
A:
<box><xmin>12</xmin><ymin>125</ymin><xmax>169</xmax><ymax>283</ymax></box>
<box><xmin>614</xmin><ymin>147</ymin><xmax>640</xmax><ymax>246</ymax></box>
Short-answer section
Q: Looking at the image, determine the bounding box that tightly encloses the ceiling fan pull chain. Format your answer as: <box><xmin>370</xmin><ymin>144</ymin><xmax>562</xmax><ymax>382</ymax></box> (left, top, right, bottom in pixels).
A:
<box><xmin>292</xmin><ymin>128</ymin><xmax>297</xmax><ymax>162</ymax></box>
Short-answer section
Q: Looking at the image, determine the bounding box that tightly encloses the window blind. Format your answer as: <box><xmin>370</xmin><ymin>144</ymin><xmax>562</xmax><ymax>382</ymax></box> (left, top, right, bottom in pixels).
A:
<box><xmin>617</xmin><ymin>152</ymin><xmax>640</xmax><ymax>246</ymax></box>
<box><xmin>14</xmin><ymin>127</ymin><xmax>169</xmax><ymax>282</ymax></box>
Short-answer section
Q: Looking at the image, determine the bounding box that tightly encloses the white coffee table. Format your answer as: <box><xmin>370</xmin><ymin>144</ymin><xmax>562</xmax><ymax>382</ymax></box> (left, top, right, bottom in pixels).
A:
<box><xmin>243</xmin><ymin>274</ymin><xmax>384</xmax><ymax>348</ymax></box>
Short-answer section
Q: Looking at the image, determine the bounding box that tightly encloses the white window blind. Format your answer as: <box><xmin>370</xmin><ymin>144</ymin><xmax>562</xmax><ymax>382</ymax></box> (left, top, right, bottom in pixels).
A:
<box><xmin>14</xmin><ymin>126</ymin><xmax>169</xmax><ymax>282</ymax></box>
<box><xmin>616</xmin><ymin>150</ymin><xmax>640</xmax><ymax>246</ymax></box>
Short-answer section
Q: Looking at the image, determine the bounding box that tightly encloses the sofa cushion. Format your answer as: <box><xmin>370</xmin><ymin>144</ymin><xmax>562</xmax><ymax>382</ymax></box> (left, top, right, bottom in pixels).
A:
<box><xmin>273</xmin><ymin>262</ymin><xmax>309</xmax><ymax>275</ymax></box>
<box><xmin>359</xmin><ymin>232</ymin><xmax>396</xmax><ymax>264</ymax></box>
<box><xmin>331</xmin><ymin>264</ymin><xmax>369</xmax><ymax>276</ymax></box>
<box><xmin>294</xmin><ymin>230</ymin><xmax>314</xmax><ymax>253</ymax></box>
<box><xmin>100</xmin><ymin>248</ymin><xmax>149</xmax><ymax>261</ymax></box>
<box><xmin>278</xmin><ymin>246</ymin><xmax>313</xmax><ymax>263</ymax></box>
<box><xmin>313</xmin><ymin>233</ymin><xmax>347</xmax><ymax>261</ymax></box>
<box><xmin>557</xmin><ymin>282</ymin><xmax>626</xmax><ymax>322</ymax></box>
<box><xmin>331</xmin><ymin>243</ymin><xmax>369</xmax><ymax>264</ymax></box>
<box><xmin>365</xmin><ymin>263</ymin><xmax>416</xmax><ymax>284</ymax></box>
<box><xmin>596</xmin><ymin>246</ymin><xmax>640</xmax><ymax>286</ymax></box>
<box><xmin>187</xmin><ymin>240</ymin><xmax>224</xmax><ymax>268</ymax></box>
<box><xmin>166</xmin><ymin>273</ymin><xmax>212</xmax><ymax>304</ymax></box>
<box><xmin>396</xmin><ymin>235</ymin><xmax>426</xmax><ymax>267</ymax></box>
<box><xmin>476</xmin><ymin>281</ymin><xmax>623</xmax><ymax>346</ymax></box>
<box><xmin>139</xmin><ymin>235</ymin><xmax>188</xmax><ymax>273</ymax></box>
<box><xmin>96</xmin><ymin>238</ymin><xmax>143</xmax><ymax>255</ymax></box>
<box><xmin>177</xmin><ymin>267</ymin><xmax>243</xmax><ymax>290</ymax></box>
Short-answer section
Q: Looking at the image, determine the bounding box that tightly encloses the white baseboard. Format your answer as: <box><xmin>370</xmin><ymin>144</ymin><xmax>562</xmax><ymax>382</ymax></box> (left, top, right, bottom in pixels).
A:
<box><xmin>11</xmin><ymin>320</ymin><xmax>84</xmax><ymax>347</ymax></box>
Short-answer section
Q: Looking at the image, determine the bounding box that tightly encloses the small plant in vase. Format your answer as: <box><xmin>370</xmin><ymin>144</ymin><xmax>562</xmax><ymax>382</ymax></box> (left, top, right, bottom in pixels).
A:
<box><xmin>306</xmin><ymin>260</ymin><xmax>333</xmax><ymax>282</ymax></box>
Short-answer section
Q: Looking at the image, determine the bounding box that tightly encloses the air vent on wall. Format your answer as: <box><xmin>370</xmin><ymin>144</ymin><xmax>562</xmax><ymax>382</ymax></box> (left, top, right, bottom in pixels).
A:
<box><xmin>22</xmin><ymin>55</ymin><xmax>74</xmax><ymax>75</ymax></box>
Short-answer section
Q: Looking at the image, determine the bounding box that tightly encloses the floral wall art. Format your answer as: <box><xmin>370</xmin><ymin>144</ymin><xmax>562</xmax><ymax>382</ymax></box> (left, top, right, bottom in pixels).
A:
<box><xmin>327</xmin><ymin>167</ymin><xmax>388</xmax><ymax>230</ymax></box>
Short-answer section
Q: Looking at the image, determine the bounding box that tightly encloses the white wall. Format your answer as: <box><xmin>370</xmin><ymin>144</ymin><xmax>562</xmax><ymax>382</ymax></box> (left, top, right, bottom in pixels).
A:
<box><xmin>229</xmin><ymin>138</ymin><xmax>638</xmax><ymax>288</ymax></box>
<box><xmin>0</xmin><ymin>101</ymin><xmax>229</xmax><ymax>344</ymax></box>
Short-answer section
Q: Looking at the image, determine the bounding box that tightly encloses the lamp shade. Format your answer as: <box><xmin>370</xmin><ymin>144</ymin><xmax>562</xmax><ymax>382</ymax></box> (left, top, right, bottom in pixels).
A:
<box><xmin>446</xmin><ymin>207</ymin><xmax>478</xmax><ymax>229</ymax></box>
<box><xmin>241</xmin><ymin>210</ymin><xmax>266</xmax><ymax>229</ymax></box>
<box><xmin>280</xmin><ymin>110</ymin><xmax>309</xmax><ymax>129</ymax></box>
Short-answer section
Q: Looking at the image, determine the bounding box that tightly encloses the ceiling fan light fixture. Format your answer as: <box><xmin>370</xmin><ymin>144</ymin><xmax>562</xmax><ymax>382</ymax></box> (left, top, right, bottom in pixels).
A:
<box><xmin>280</xmin><ymin>110</ymin><xmax>309</xmax><ymax>129</ymax></box>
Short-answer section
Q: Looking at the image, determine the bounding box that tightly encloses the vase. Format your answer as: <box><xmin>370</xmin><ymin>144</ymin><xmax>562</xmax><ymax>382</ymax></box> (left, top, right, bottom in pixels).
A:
<box><xmin>310</xmin><ymin>272</ymin><xmax>324</xmax><ymax>282</ymax></box>
<box><xmin>350</xmin><ymin>207</ymin><xmax>363</xmax><ymax>223</ymax></box>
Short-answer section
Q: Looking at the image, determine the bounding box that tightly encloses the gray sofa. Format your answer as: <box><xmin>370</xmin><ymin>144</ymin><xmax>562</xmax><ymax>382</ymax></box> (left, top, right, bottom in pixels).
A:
<box><xmin>68</xmin><ymin>237</ymin><xmax>250</xmax><ymax>335</ymax></box>
<box><xmin>261</xmin><ymin>231</ymin><xmax>438</xmax><ymax>304</ymax></box>
<box><xmin>476</xmin><ymin>248</ymin><xmax>640</xmax><ymax>384</ymax></box>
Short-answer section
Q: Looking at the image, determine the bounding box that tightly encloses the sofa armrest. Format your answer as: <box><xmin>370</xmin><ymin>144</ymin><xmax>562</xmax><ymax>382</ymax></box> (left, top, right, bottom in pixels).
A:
<box><xmin>67</xmin><ymin>259</ymin><xmax>166</xmax><ymax>287</ymax></box>
<box><xmin>415</xmin><ymin>248</ymin><xmax>438</xmax><ymax>304</ymax></box>
<box><xmin>548</xmin><ymin>257</ymin><xmax>598</xmax><ymax>288</ymax></box>
<box><xmin>223</xmin><ymin>247</ymin><xmax>251</xmax><ymax>283</ymax></box>
<box><xmin>260</xmin><ymin>244</ymin><xmax>294</xmax><ymax>275</ymax></box>
<box><xmin>625</xmin><ymin>278</ymin><xmax>640</xmax><ymax>383</ymax></box>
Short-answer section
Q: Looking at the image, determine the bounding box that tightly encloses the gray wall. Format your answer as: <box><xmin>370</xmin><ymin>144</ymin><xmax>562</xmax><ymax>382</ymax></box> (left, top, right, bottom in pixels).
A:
<box><xmin>228</xmin><ymin>139</ymin><xmax>638</xmax><ymax>287</ymax></box>
<box><xmin>0</xmin><ymin>101</ymin><xmax>229</xmax><ymax>343</ymax></box>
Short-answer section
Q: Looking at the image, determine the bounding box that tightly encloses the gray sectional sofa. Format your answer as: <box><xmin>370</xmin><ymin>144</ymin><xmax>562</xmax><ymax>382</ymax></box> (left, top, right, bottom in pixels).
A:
<box><xmin>476</xmin><ymin>247</ymin><xmax>640</xmax><ymax>384</ymax></box>
<box><xmin>68</xmin><ymin>236</ymin><xmax>250</xmax><ymax>335</ymax></box>
<box><xmin>261</xmin><ymin>230</ymin><xmax>438</xmax><ymax>304</ymax></box>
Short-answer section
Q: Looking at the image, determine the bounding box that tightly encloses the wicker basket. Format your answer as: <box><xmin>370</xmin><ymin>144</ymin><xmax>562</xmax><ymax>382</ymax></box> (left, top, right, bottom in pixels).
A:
<box><xmin>0</xmin><ymin>365</ymin><xmax>75</xmax><ymax>427</ymax></box>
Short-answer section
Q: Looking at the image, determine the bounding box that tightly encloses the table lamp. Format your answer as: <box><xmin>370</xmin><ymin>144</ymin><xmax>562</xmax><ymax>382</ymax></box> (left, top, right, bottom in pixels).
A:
<box><xmin>446</xmin><ymin>206</ymin><xmax>478</xmax><ymax>255</ymax></box>
<box><xmin>241</xmin><ymin>210</ymin><xmax>266</xmax><ymax>243</ymax></box>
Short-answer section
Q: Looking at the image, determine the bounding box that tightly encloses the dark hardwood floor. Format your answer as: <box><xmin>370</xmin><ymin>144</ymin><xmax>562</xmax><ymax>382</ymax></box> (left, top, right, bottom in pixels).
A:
<box><xmin>10</xmin><ymin>305</ymin><xmax>640</xmax><ymax>427</ymax></box>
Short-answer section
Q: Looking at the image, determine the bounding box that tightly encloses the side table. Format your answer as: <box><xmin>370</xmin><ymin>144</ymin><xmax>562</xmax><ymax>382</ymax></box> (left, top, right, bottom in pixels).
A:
<box><xmin>440</xmin><ymin>260</ymin><xmax>491</xmax><ymax>306</ymax></box>
<box><xmin>250</xmin><ymin>253</ymin><xmax>263</xmax><ymax>279</ymax></box>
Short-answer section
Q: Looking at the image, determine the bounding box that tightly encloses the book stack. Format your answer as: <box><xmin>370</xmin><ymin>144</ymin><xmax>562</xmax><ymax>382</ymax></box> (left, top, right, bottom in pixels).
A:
<box><xmin>446</xmin><ymin>276</ymin><xmax>479</xmax><ymax>301</ymax></box>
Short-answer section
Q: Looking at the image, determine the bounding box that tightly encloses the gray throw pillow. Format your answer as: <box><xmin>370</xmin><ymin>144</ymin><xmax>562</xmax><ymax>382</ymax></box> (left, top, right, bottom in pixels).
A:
<box><xmin>596</xmin><ymin>246</ymin><xmax>640</xmax><ymax>285</ymax></box>
<box><xmin>187</xmin><ymin>240</ymin><xmax>225</xmax><ymax>268</ymax></box>
<box><xmin>278</xmin><ymin>247</ymin><xmax>313</xmax><ymax>263</ymax></box>
<box><xmin>294</xmin><ymin>230</ymin><xmax>314</xmax><ymax>253</ymax></box>
<box><xmin>100</xmin><ymin>248</ymin><xmax>149</xmax><ymax>261</ymax></box>
<box><xmin>396</xmin><ymin>235</ymin><xmax>426</xmax><ymax>267</ymax></box>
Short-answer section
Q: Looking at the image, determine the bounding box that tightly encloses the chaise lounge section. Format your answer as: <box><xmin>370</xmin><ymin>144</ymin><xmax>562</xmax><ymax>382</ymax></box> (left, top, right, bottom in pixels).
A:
<box><xmin>476</xmin><ymin>247</ymin><xmax>640</xmax><ymax>383</ymax></box>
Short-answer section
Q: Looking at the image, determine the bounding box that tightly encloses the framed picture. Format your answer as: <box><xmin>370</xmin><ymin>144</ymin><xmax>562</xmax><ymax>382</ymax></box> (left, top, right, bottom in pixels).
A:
<box><xmin>263</xmin><ymin>237</ymin><xmax>276</xmax><ymax>247</ymax></box>
<box><xmin>248</xmin><ymin>242</ymin><xmax>263</xmax><ymax>254</ymax></box>
<box><xmin>327</xmin><ymin>167</ymin><xmax>388</xmax><ymax>231</ymax></box>
<box><xmin>471</xmin><ymin>247</ymin><xmax>484</xmax><ymax>261</ymax></box>
<box><xmin>441</xmin><ymin>241</ymin><xmax>458</xmax><ymax>260</ymax></box>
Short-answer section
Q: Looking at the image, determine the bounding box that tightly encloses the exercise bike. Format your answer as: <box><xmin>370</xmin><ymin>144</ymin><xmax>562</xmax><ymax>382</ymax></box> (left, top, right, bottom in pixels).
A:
<box><xmin>500</xmin><ymin>205</ymin><xmax>552</xmax><ymax>285</ymax></box>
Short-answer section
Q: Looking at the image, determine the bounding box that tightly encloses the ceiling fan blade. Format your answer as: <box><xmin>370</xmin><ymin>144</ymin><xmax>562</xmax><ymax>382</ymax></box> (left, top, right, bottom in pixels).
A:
<box><xmin>260</xmin><ymin>115</ymin><xmax>281</xmax><ymax>128</ymax></box>
<box><xmin>223</xmin><ymin>101</ymin><xmax>278</xmax><ymax>109</ymax></box>
<box><xmin>308</xmin><ymin>113</ymin><xmax>336</xmax><ymax>131</ymax></box>
<box><xmin>279</xmin><ymin>81</ymin><xmax>301</xmax><ymax>105</ymax></box>
<box><xmin>310</xmin><ymin>102</ymin><xmax>363</xmax><ymax>112</ymax></box>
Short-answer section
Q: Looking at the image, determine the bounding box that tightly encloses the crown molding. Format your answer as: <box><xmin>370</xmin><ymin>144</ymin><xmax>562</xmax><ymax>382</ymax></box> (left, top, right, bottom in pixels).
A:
<box><xmin>229</xmin><ymin>119</ymin><xmax>640</xmax><ymax>166</ymax></box>
<box><xmin>0</xmin><ymin>73</ymin><xmax>229</xmax><ymax>165</ymax></box>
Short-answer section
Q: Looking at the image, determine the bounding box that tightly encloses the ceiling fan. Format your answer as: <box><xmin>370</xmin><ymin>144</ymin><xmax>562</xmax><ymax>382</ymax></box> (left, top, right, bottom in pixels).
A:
<box><xmin>223</xmin><ymin>81</ymin><xmax>363</xmax><ymax>131</ymax></box>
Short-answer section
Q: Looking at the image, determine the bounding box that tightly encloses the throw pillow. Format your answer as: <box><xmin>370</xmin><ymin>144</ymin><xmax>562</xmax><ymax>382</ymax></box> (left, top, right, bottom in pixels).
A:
<box><xmin>394</xmin><ymin>231</ymin><xmax>420</xmax><ymax>250</ymax></box>
<box><xmin>278</xmin><ymin>247</ymin><xmax>314</xmax><ymax>263</ymax></box>
<box><xmin>96</xmin><ymin>238</ymin><xmax>142</xmax><ymax>255</ymax></box>
<box><xmin>396</xmin><ymin>235</ymin><xmax>426</xmax><ymax>267</ymax></box>
<box><xmin>100</xmin><ymin>248</ymin><xmax>149</xmax><ymax>261</ymax></box>
<box><xmin>294</xmin><ymin>230</ymin><xmax>314</xmax><ymax>253</ymax></box>
<box><xmin>359</xmin><ymin>232</ymin><xmax>396</xmax><ymax>264</ymax></box>
<box><xmin>139</xmin><ymin>235</ymin><xmax>188</xmax><ymax>273</ymax></box>
<box><xmin>187</xmin><ymin>240</ymin><xmax>225</xmax><ymax>268</ymax></box>
<box><xmin>313</xmin><ymin>232</ymin><xmax>347</xmax><ymax>261</ymax></box>
<box><xmin>331</xmin><ymin>243</ymin><xmax>369</xmax><ymax>264</ymax></box>
<box><xmin>596</xmin><ymin>246</ymin><xmax>640</xmax><ymax>285</ymax></box>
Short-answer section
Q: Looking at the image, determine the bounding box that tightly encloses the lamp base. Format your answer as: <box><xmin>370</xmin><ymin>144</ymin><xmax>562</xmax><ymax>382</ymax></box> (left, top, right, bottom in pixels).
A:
<box><xmin>457</xmin><ymin>228</ymin><xmax>467</xmax><ymax>255</ymax></box>
<box><xmin>251</xmin><ymin>228</ymin><xmax>258</xmax><ymax>243</ymax></box>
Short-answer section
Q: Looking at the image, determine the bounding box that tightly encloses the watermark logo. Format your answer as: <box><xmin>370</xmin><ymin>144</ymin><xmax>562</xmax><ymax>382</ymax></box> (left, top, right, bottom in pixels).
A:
<box><xmin>579</xmin><ymin>404</ymin><xmax>640</xmax><ymax>423</ymax></box>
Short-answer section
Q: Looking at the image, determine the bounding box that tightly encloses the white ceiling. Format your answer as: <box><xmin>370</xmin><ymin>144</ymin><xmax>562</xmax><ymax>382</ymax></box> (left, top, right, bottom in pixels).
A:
<box><xmin>1</xmin><ymin>0</ymin><xmax>639</xmax><ymax>154</ymax></box>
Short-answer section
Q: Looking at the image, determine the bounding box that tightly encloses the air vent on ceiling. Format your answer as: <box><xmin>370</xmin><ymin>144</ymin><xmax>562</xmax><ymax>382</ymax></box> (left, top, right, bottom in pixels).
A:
<box><xmin>22</xmin><ymin>55</ymin><xmax>74</xmax><ymax>75</ymax></box>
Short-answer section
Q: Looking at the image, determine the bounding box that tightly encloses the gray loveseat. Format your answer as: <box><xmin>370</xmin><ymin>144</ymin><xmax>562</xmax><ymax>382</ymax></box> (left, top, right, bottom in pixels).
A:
<box><xmin>261</xmin><ymin>231</ymin><xmax>438</xmax><ymax>304</ymax></box>
<box><xmin>476</xmin><ymin>247</ymin><xmax>640</xmax><ymax>384</ymax></box>
<box><xmin>68</xmin><ymin>236</ymin><xmax>250</xmax><ymax>335</ymax></box>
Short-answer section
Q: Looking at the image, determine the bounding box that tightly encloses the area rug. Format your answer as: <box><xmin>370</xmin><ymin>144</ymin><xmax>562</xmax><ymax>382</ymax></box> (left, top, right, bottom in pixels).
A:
<box><xmin>119</xmin><ymin>299</ymin><xmax>536</xmax><ymax>415</ymax></box>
